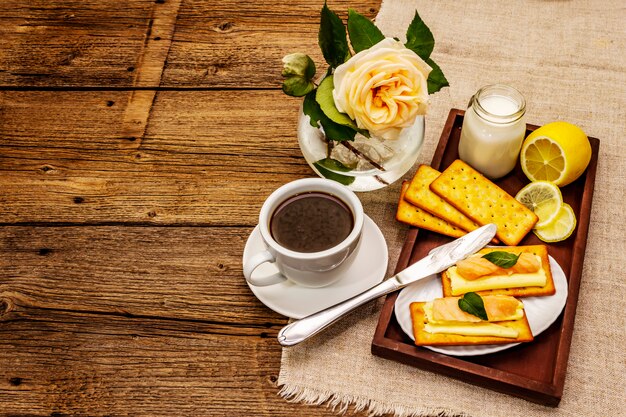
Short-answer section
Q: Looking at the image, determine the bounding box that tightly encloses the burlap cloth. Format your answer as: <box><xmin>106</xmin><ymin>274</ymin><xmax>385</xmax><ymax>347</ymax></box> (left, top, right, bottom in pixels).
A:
<box><xmin>278</xmin><ymin>1</ymin><xmax>626</xmax><ymax>415</ymax></box>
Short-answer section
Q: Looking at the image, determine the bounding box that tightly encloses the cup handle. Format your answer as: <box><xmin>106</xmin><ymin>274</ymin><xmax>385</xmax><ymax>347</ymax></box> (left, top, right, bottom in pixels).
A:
<box><xmin>243</xmin><ymin>250</ymin><xmax>287</xmax><ymax>286</ymax></box>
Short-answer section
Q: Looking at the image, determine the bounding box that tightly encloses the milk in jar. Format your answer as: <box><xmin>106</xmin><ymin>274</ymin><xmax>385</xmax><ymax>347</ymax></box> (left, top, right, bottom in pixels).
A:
<box><xmin>458</xmin><ymin>84</ymin><xmax>526</xmax><ymax>179</ymax></box>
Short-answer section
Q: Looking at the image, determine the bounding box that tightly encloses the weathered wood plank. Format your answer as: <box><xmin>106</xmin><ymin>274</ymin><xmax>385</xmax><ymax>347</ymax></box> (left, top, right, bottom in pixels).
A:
<box><xmin>0</xmin><ymin>0</ymin><xmax>154</xmax><ymax>87</ymax></box>
<box><xmin>0</xmin><ymin>0</ymin><xmax>379</xmax><ymax>88</ymax></box>
<box><xmin>0</xmin><ymin>90</ymin><xmax>312</xmax><ymax>225</ymax></box>
<box><xmin>121</xmin><ymin>0</ymin><xmax>183</xmax><ymax>141</ymax></box>
<box><xmin>0</xmin><ymin>307</ymin><xmax>357</xmax><ymax>416</ymax></box>
<box><xmin>163</xmin><ymin>0</ymin><xmax>380</xmax><ymax>88</ymax></box>
<box><xmin>0</xmin><ymin>226</ymin><xmax>288</xmax><ymax>325</ymax></box>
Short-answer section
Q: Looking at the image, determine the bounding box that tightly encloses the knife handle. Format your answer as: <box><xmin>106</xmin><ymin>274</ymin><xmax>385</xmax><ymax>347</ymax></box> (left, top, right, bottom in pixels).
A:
<box><xmin>277</xmin><ymin>278</ymin><xmax>400</xmax><ymax>347</ymax></box>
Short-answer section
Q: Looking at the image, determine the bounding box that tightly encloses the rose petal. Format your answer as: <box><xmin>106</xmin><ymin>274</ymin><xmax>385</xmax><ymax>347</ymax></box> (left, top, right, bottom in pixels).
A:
<box><xmin>332</xmin><ymin>38</ymin><xmax>432</xmax><ymax>140</ymax></box>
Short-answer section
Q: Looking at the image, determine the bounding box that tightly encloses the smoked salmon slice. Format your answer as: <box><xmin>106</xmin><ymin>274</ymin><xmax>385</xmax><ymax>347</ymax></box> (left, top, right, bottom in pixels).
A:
<box><xmin>456</xmin><ymin>253</ymin><xmax>540</xmax><ymax>280</ymax></box>
<box><xmin>431</xmin><ymin>295</ymin><xmax>522</xmax><ymax>322</ymax></box>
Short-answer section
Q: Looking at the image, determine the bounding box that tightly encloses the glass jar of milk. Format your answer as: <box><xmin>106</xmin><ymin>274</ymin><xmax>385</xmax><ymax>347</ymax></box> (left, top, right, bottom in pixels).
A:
<box><xmin>458</xmin><ymin>84</ymin><xmax>526</xmax><ymax>179</ymax></box>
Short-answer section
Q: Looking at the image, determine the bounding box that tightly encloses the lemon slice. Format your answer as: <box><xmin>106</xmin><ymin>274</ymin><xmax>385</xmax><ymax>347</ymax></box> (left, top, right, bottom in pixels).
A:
<box><xmin>520</xmin><ymin>121</ymin><xmax>591</xmax><ymax>187</ymax></box>
<box><xmin>533</xmin><ymin>203</ymin><xmax>576</xmax><ymax>242</ymax></box>
<box><xmin>515</xmin><ymin>181</ymin><xmax>563</xmax><ymax>228</ymax></box>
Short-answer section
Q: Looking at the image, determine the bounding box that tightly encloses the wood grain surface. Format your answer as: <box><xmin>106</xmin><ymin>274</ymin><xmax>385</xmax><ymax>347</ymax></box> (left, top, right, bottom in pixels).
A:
<box><xmin>0</xmin><ymin>0</ymin><xmax>378</xmax><ymax>88</ymax></box>
<box><xmin>0</xmin><ymin>90</ymin><xmax>309</xmax><ymax>224</ymax></box>
<box><xmin>0</xmin><ymin>0</ymin><xmax>380</xmax><ymax>415</ymax></box>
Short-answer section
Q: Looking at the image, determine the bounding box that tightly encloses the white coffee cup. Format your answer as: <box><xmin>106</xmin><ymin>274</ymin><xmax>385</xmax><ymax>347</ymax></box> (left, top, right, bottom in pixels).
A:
<box><xmin>243</xmin><ymin>178</ymin><xmax>364</xmax><ymax>288</ymax></box>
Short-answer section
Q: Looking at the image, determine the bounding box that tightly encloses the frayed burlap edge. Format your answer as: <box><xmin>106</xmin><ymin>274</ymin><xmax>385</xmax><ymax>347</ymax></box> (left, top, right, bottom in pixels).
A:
<box><xmin>277</xmin><ymin>382</ymin><xmax>470</xmax><ymax>417</ymax></box>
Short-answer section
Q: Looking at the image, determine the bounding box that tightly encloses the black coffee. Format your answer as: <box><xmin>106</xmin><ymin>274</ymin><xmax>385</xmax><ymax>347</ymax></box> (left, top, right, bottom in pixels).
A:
<box><xmin>270</xmin><ymin>191</ymin><xmax>354</xmax><ymax>253</ymax></box>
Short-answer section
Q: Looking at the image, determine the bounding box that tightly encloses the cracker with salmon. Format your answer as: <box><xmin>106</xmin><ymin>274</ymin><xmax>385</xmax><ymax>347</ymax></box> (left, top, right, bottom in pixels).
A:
<box><xmin>410</xmin><ymin>295</ymin><xmax>534</xmax><ymax>346</ymax></box>
<box><xmin>441</xmin><ymin>245</ymin><xmax>556</xmax><ymax>298</ymax></box>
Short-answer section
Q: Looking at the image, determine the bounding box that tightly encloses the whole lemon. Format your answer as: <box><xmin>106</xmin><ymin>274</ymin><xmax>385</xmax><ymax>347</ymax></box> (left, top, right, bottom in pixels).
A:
<box><xmin>520</xmin><ymin>121</ymin><xmax>591</xmax><ymax>187</ymax></box>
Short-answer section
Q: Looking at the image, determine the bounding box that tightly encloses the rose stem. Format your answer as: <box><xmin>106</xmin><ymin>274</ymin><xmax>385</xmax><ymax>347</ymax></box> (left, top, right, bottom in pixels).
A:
<box><xmin>326</xmin><ymin>138</ymin><xmax>334</xmax><ymax>158</ymax></box>
<box><xmin>340</xmin><ymin>142</ymin><xmax>387</xmax><ymax>171</ymax></box>
<box><xmin>374</xmin><ymin>175</ymin><xmax>390</xmax><ymax>185</ymax></box>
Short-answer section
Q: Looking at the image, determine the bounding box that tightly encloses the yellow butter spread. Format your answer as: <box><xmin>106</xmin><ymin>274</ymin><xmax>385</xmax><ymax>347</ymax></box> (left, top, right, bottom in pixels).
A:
<box><xmin>448</xmin><ymin>255</ymin><xmax>546</xmax><ymax>296</ymax></box>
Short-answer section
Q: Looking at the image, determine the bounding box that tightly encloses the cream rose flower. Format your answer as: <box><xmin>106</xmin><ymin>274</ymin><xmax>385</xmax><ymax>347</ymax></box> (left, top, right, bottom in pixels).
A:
<box><xmin>333</xmin><ymin>38</ymin><xmax>432</xmax><ymax>140</ymax></box>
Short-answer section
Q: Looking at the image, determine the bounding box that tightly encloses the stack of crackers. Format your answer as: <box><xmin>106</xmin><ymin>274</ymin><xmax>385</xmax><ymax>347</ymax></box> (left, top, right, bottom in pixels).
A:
<box><xmin>397</xmin><ymin>159</ymin><xmax>538</xmax><ymax>246</ymax></box>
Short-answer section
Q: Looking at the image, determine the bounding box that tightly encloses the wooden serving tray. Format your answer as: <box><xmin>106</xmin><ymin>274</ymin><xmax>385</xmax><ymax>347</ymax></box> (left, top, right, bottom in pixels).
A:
<box><xmin>371</xmin><ymin>109</ymin><xmax>599</xmax><ymax>406</ymax></box>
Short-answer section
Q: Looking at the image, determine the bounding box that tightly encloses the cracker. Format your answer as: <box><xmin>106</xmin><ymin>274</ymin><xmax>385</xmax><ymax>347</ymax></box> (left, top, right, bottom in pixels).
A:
<box><xmin>405</xmin><ymin>165</ymin><xmax>480</xmax><ymax>232</ymax></box>
<box><xmin>441</xmin><ymin>245</ymin><xmax>556</xmax><ymax>298</ymax></box>
<box><xmin>410</xmin><ymin>301</ymin><xmax>534</xmax><ymax>346</ymax></box>
<box><xmin>430</xmin><ymin>159</ymin><xmax>538</xmax><ymax>245</ymax></box>
<box><xmin>396</xmin><ymin>181</ymin><xmax>465</xmax><ymax>239</ymax></box>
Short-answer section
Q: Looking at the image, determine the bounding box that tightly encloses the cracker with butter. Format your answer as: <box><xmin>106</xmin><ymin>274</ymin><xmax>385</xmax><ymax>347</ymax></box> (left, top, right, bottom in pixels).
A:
<box><xmin>405</xmin><ymin>165</ymin><xmax>480</xmax><ymax>232</ymax></box>
<box><xmin>410</xmin><ymin>295</ymin><xmax>534</xmax><ymax>346</ymax></box>
<box><xmin>396</xmin><ymin>181</ymin><xmax>466</xmax><ymax>239</ymax></box>
<box><xmin>441</xmin><ymin>245</ymin><xmax>556</xmax><ymax>298</ymax></box>
<box><xmin>430</xmin><ymin>159</ymin><xmax>538</xmax><ymax>246</ymax></box>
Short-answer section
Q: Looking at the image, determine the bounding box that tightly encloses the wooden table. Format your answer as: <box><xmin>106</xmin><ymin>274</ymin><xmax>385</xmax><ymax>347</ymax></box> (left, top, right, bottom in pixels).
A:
<box><xmin>0</xmin><ymin>1</ymin><xmax>380</xmax><ymax>415</ymax></box>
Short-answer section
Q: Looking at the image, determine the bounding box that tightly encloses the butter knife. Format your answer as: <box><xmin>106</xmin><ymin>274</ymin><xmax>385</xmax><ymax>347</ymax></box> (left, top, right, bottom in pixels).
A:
<box><xmin>277</xmin><ymin>223</ymin><xmax>497</xmax><ymax>347</ymax></box>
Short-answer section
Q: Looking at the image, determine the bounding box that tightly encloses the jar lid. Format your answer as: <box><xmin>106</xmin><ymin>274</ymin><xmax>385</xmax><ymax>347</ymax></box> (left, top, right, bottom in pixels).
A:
<box><xmin>473</xmin><ymin>84</ymin><xmax>526</xmax><ymax>124</ymax></box>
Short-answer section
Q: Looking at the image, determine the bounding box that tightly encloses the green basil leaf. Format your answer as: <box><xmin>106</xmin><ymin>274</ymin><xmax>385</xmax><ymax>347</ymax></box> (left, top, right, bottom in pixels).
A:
<box><xmin>316</xmin><ymin>76</ymin><xmax>357</xmax><ymax>128</ymax></box>
<box><xmin>482</xmin><ymin>251</ymin><xmax>521</xmax><ymax>269</ymax></box>
<box><xmin>282</xmin><ymin>76</ymin><xmax>315</xmax><ymax>97</ymax></box>
<box><xmin>314</xmin><ymin>158</ymin><xmax>355</xmax><ymax>185</ymax></box>
<box><xmin>319</xmin><ymin>2</ymin><xmax>350</xmax><ymax>68</ymax></box>
<box><xmin>425</xmin><ymin>57</ymin><xmax>449</xmax><ymax>94</ymax></box>
<box><xmin>404</xmin><ymin>10</ymin><xmax>434</xmax><ymax>60</ymax></box>
<box><xmin>347</xmin><ymin>9</ymin><xmax>385</xmax><ymax>53</ymax></box>
<box><xmin>458</xmin><ymin>292</ymin><xmax>488</xmax><ymax>321</ymax></box>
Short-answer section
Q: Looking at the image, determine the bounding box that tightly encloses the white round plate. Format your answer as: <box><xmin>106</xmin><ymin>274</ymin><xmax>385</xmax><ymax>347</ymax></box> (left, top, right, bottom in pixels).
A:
<box><xmin>243</xmin><ymin>214</ymin><xmax>388</xmax><ymax>319</ymax></box>
<box><xmin>394</xmin><ymin>256</ymin><xmax>568</xmax><ymax>356</ymax></box>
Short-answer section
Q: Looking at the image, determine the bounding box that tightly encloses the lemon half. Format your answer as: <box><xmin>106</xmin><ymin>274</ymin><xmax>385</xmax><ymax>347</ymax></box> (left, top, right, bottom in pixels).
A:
<box><xmin>515</xmin><ymin>181</ymin><xmax>563</xmax><ymax>228</ymax></box>
<box><xmin>520</xmin><ymin>121</ymin><xmax>591</xmax><ymax>187</ymax></box>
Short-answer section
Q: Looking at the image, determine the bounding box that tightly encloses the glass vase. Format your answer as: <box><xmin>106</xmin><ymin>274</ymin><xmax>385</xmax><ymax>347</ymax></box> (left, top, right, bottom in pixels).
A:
<box><xmin>297</xmin><ymin>111</ymin><xmax>425</xmax><ymax>192</ymax></box>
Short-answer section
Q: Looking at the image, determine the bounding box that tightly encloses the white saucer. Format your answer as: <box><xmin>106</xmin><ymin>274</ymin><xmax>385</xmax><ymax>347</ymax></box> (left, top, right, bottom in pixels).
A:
<box><xmin>243</xmin><ymin>214</ymin><xmax>388</xmax><ymax>319</ymax></box>
<box><xmin>394</xmin><ymin>256</ymin><xmax>568</xmax><ymax>356</ymax></box>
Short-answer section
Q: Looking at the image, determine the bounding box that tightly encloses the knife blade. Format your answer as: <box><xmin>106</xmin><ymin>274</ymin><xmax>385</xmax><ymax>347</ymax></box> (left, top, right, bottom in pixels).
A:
<box><xmin>277</xmin><ymin>223</ymin><xmax>497</xmax><ymax>346</ymax></box>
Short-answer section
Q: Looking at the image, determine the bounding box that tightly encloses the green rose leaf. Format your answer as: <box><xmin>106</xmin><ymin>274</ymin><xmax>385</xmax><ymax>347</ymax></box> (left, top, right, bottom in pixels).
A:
<box><xmin>426</xmin><ymin>58</ymin><xmax>449</xmax><ymax>94</ymax></box>
<box><xmin>303</xmin><ymin>90</ymin><xmax>357</xmax><ymax>142</ymax></box>
<box><xmin>282</xmin><ymin>76</ymin><xmax>315</xmax><ymax>97</ymax></box>
<box><xmin>319</xmin><ymin>117</ymin><xmax>357</xmax><ymax>142</ymax></box>
<box><xmin>316</xmin><ymin>76</ymin><xmax>357</xmax><ymax>129</ymax></box>
<box><xmin>404</xmin><ymin>10</ymin><xmax>434</xmax><ymax>60</ymax></box>
<box><xmin>319</xmin><ymin>2</ymin><xmax>350</xmax><ymax>68</ymax></box>
<box><xmin>404</xmin><ymin>11</ymin><xmax>448</xmax><ymax>94</ymax></box>
<box><xmin>313</xmin><ymin>158</ymin><xmax>355</xmax><ymax>185</ymax></box>
<box><xmin>482</xmin><ymin>251</ymin><xmax>521</xmax><ymax>269</ymax></box>
<box><xmin>315</xmin><ymin>157</ymin><xmax>354</xmax><ymax>172</ymax></box>
<box><xmin>458</xmin><ymin>292</ymin><xmax>488</xmax><ymax>321</ymax></box>
<box><xmin>347</xmin><ymin>9</ymin><xmax>385</xmax><ymax>53</ymax></box>
<box><xmin>303</xmin><ymin>90</ymin><xmax>323</xmax><ymax>128</ymax></box>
